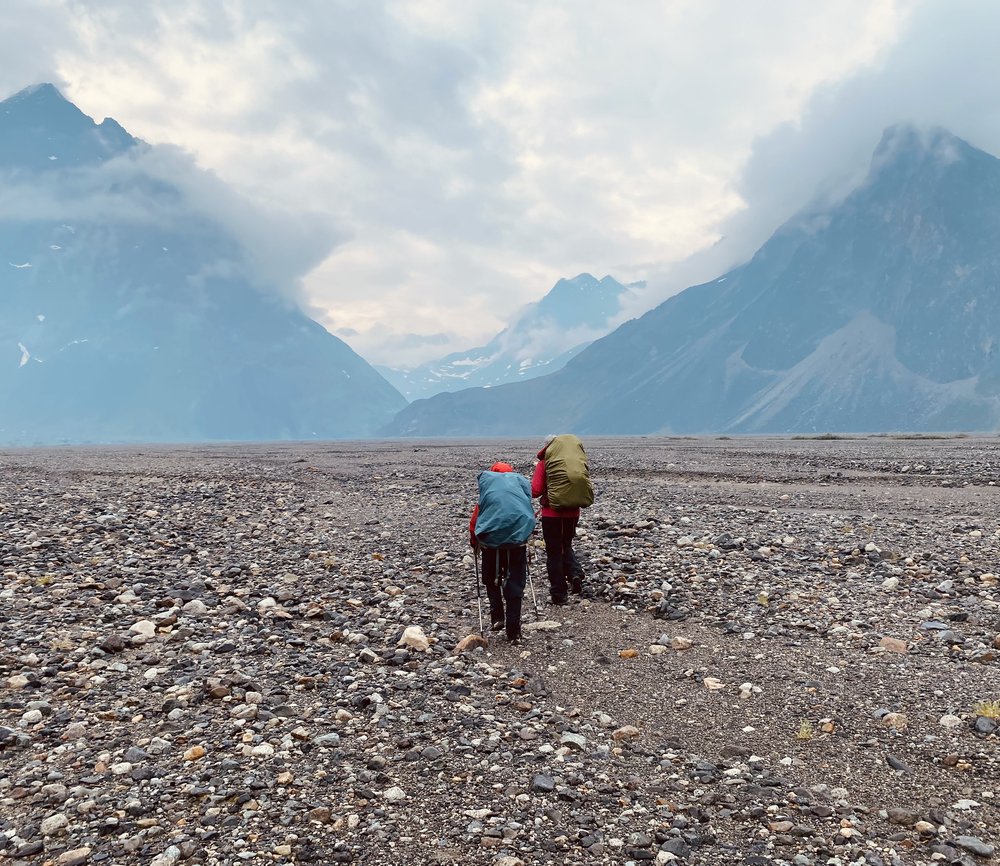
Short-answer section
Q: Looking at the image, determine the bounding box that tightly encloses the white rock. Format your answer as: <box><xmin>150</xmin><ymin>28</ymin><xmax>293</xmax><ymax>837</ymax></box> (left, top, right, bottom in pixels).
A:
<box><xmin>939</xmin><ymin>714</ymin><xmax>963</xmax><ymax>728</ymax></box>
<box><xmin>151</xmin><ymin>846</ymin><xmax>182</xmax><ymax>866</ymax></box>
<box><xmin>129</xmin><ymin>620</ymin><xmax>156</xmax><ymax>638</ymax></box>
<box><xmin>41</xmin><ymin>812</ymin><xmax>69</xmax><ymax>836</ymax></box>
<box><xmin>523</xmin><ymin>620</ymin><xmax>561</xmax><ymax>632</ymax></box>
<box><xmin>182</xmin><ymin>599</ymin><xmax>208</xmax><ymax>615</ymax></box>
<box><xmin>383</xmin><ymin>786</ymin><xmax>407</xmax><ymax>802</ymax></box>
<box><xmin>398</xmin><ymin>625</ymin><xmax>430</xmax><ymax>651</ymax></box>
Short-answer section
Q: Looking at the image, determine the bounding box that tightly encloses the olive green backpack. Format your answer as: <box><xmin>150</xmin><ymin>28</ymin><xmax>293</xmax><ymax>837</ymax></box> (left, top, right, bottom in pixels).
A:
<box><xmin>544</xmin><ymin>434</ymin><xmax>594</xmax><ymax>509</ymax></box>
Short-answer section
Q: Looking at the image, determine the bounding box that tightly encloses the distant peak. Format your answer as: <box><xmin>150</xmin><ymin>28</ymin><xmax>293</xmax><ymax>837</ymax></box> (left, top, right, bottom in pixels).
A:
<box><xmin>5</xmin><ymin>82</ymin><xmax>69</xmax><ymax>105</ymax></box>
<box><xmin>0</xmin><ymin>83</ymin><xmax>137</xmax><ymax>169</ymax></box>
<box><xmin>870</xmin><ymin>123</ymin><xmax>975</xmax><ymax>177</ymax></box>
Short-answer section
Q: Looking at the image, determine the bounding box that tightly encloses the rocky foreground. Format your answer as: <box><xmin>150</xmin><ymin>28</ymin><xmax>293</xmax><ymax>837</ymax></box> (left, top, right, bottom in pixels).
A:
<box><xmin>1</xmin><ymin>437</ymin><xmax>999</xmax><ymax>866</ymax></box>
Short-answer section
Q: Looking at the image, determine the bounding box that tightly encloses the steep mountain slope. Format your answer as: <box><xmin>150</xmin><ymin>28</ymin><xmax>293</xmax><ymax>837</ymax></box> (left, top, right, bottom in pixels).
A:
<box><xmin>0</xmin><ymin>84</ymin><xmax>405</xmax><ymax>444</ymax></box>
<box><xmin>377</xmin><ymin>273</ymin><xmax>633</xmax><ymax>400</ymax></box>
<box><xmin>387</xmin><ymin>125</ymin><xmax>1000</xmax><ymax>435</ymax></box>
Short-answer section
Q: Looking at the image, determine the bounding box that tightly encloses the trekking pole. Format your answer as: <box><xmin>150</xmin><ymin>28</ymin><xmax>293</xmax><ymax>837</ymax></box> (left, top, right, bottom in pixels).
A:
<box><xmin>526</xmin><ymin>546</ymin><xmax>540</xmax><ymax>618</ymax></box>
<box><xmin>473</xmin><ymin>547</ymin><xmax>485</xmax><ymax>636</ymax></box>
<box><xmin>527</xmin><ymin>508</ymin><xmax>541</xmax><ymax>617</ymax></box>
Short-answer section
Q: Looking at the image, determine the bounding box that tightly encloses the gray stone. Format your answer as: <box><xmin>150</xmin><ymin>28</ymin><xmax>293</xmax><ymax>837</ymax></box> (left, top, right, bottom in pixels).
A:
<box><xmin>974</xmin><ymin>716</ymin><xmax>998</xmax><ymax>735</ymax></box>
<box><xmin>955</xmin><ymin>836</ymin><xmax>995</xmax><ymax>858</ymax></box>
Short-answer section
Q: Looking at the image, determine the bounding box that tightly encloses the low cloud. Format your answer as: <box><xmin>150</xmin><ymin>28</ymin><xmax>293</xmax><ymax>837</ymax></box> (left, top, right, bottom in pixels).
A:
<box><xmin>8</xmin><ymin>1</ymin><xmax>997</xmax><ymax>367</ymax></box>
<box><xmin>0</xmin><ymin>142</ymin><xmax>343</xmax><ymax>298</ymax></box>
<box><xmin>624</xmin><ymin>0</ymin><xmax>1000</xmax><ymax>319</ymax></box>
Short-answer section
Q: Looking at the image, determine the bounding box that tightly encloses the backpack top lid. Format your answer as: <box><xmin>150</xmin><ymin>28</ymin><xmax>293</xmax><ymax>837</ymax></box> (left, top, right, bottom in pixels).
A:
<box><xmin>490</xmin><ymin>461</ymin><xmax>514</xmax><ymax>472</ymax></box>
<box><xmin>543</xmin><ymin>434</ymin><xmax>583</xmax><ymax>458</ymax></box>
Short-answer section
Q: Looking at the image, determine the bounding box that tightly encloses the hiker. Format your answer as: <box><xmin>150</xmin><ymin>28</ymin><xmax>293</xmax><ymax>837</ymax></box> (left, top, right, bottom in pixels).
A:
<box><xmin>532</xmin><ymin>434</ymin><xmax>594</xmax><ymax>604</ymax></box>
<box><xmin>469</xmin><ymin>462</ymin><xmax>535</xmax><ymax>643</ymax></box>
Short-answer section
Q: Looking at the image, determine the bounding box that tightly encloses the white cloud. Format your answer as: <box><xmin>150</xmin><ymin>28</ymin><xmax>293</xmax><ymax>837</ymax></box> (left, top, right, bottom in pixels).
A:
<box><xmin>2</xmin><ymin>0</ymin><xmax>954</xmax><ymax>366</ymax></box>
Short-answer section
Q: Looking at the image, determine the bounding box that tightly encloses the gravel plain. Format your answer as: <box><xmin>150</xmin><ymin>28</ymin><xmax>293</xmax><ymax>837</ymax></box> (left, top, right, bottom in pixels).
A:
<box><xmin>1</xmin><ymin>436</ymin><xmax>999</xmax><ymax>866</ymax></box>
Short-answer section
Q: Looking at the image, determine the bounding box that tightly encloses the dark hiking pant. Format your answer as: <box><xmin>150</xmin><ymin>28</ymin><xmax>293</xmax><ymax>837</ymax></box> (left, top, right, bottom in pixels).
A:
<box><xmin>541</xmin><ymin>515</ymin><xmax>578</xmax><ymax>603</ymax></box>
<box><xmin>480</xmin><ymin>545</ymin><xmax>527</xmax><ymax>639</ymax></box>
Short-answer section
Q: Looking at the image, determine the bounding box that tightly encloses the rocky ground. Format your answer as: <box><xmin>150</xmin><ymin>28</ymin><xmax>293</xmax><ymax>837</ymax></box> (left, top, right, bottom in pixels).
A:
<box><xmin>1</xmin><ymin>436</ymin><xmax>999</xmax><ymax>866</ymax></box>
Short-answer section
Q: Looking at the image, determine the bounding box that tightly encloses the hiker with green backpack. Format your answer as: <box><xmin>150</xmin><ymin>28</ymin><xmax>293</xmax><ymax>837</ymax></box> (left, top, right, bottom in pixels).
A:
<box><xmin>531</xmin><ymin>434</ymin><xmax>594</xmax><ymax>604</ymax></box>
<box><xmin>469</xmin><ymin>461</ymin><xmax>536</xmax><ymax>643</ymax></box>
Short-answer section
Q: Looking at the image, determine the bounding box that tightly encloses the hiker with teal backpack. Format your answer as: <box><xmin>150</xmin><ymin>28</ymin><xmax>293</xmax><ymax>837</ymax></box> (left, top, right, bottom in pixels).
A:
<box><xmin>532</xmin><ymin>435</ymin><xmax>594</xmax><ymax>604</ymax></box>
<box><xmin>469</xmin><ymin>462</ymin><xmax>535</xmax><ymax>643</ymax></box>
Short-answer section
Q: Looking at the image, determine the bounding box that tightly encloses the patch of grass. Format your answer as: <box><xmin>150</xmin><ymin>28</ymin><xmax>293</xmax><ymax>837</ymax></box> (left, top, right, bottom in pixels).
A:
<box><xmin>973</xmin><ymin>699</ymin><xmax>1000</xmax><ymax>719</ymax></box>
<box><xmin>790</xmin><ymin>433</ymin><xmax>856</xmax><ymax>440</ymax></box>
<box><xmin>796</xmin><ymin>719</ymin><xmax>814</xmax><ymax>740</ymax></box>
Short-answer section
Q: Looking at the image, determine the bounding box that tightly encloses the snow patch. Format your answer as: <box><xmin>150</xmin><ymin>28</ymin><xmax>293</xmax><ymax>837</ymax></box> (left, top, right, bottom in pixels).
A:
<box><xmin>58</xmin><ymin>339</ymin><xmax>89</xmax><ymax>353</ymax></box>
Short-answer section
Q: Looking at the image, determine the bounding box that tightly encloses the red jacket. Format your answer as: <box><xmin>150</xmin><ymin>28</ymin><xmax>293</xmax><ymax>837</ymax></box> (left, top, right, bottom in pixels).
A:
<box><xmin>532</xmin><ymin>447</ymin><xmax>580</xmax><ymax>519</ymax></box>
<box><xmin>468</xmin><ymin>505</ymin><xmax>479</xmax><ymax>546</ymax></box>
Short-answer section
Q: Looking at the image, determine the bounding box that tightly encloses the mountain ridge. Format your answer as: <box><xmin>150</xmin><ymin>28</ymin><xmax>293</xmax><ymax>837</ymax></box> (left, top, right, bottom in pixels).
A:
<box><xmin>377</xmin><ymin>272</ymin><xmax>636</xmax><ymax>400</ymax></box>
<box><xmin>0</xmin><ymin>84</ymin><xmax>406</xmax><ymax>444</ymax></box>
<box><xmin>386</xmin><ymin>123</ymin><xmax>1000</xmax><ymax>436</ymax></box>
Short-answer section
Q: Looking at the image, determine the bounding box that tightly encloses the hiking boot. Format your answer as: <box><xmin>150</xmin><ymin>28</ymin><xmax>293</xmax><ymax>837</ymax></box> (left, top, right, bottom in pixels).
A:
<box><xmin>570</xmin><ymin>577</ymin><xmax>583</xmax><ymax>595</ymax></box>
<box><xmin>508</xmin><ymin>632</ymin><xmax>524</xmax><ymax>645</ymax></box>
<box><xmin>550</xmin><ymin>595</ymin><xmax>568</xmax><ymax>605</ymax></box>
<box><xmin>491</xmin><ymin>619</ymin><xmax>504</xmax><ymax>632</ymax></box>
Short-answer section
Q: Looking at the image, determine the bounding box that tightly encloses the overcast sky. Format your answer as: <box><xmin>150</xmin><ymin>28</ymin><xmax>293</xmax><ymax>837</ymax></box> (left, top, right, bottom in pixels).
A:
<box><xmin>4</xmin><ymin>0</ymin><xmax>1000</xmax><ymax>366</ymax></box>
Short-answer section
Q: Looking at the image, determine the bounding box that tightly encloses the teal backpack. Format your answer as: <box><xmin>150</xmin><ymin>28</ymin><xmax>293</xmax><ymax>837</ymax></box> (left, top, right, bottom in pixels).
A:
<box><xmin>474</xmin><ymin>471</ymin><xmax>535</xmax><ymax>548</ymax></box>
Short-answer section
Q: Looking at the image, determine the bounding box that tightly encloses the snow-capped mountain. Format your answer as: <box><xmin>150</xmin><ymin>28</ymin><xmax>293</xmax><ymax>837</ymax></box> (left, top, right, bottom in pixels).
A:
<box><xmin>387</xmin><ymin>125</ymin><xmax>1000</xmax><ymax>435</ymax></box>
<box><xmin>378</xmin><ymin>273</ymin><xmax>635</xmax><ymax>400</ymax></box>
<box><xmin>0</xmin><ymin>84</ymin><xmax>405</xmax><ymax>444</ymax></box>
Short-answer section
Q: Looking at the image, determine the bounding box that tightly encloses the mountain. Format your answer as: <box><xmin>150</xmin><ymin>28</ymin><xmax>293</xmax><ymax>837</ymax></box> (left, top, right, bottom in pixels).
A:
<box><xmin>0</xmin><ymin>84</ymin><xmax>405</xmax><ymax>444</ymax></box>
<box><xmin>387</xmin><ymin>125</ymin><xmax>1000</xmax><ymax>436</ymax></box>
<box><xmin>376</xmin><ymin>273</ymin><xmax>634</xmax><ymax>400</ymax></box>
